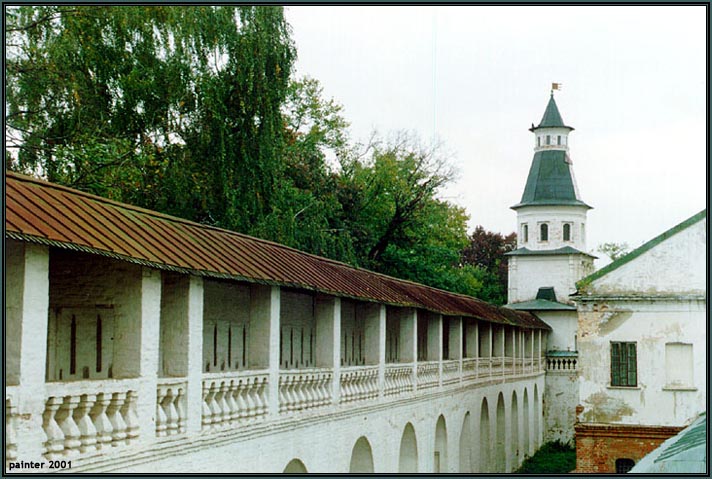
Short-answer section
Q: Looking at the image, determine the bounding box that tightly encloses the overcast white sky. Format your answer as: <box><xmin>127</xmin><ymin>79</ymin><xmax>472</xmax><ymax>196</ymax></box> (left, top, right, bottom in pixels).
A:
<box><xmin>285</xmin><ymin>6</ymin><xmax>706</xmax><ymax>265</ymax></box>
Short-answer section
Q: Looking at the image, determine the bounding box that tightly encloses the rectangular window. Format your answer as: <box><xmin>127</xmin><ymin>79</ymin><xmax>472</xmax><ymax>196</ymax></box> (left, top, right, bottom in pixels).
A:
<box><xmin>665</xmin><ymin>343</ymin><xmax>693</xmax><ymax>388</ymax></box>
<box><xmin>539</xmin><ymin>223</ymin><xmax>548</xmax><ymax>242</ymax></box>
<box><xmin>610</xmin><ymin>342</ymin><xmax>637</xmax><ymax>387</ymax></box>
<box><xmin>557</xmin><ymin>135</ymin><xmax>562</xmax><ymax>145</ymax></box>
<box><xmin>563</xmin><ymin>222</ymin><xmax>572</xmax><ymax>241</ymax></box>
<box><xmin>546</xmin><ymin>135</ymin><xmax>551</xmax><ymax>145</ymax></box>
<box><xmin>523</xmin><ymin>224</ymin><xmax>529</xmax><ymax>243</ymax></box>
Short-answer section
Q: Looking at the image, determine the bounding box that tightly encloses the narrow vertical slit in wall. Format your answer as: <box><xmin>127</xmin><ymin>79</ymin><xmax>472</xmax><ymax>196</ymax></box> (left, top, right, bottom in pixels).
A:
<box><xmin>290</xmin><ymin>328</ymin><xmax>294</xmax><ymax>367</ymax></box>
<box><xmin>242</xmin><ymin>326</ymin><xmax>247</xmax><ymax>369</ymax></box>
<box><xmin>70</xmin><ymin>315</ymin><xmax>77</xmax><ymax>376</ymax></box>
<box><xmin>96</xmin><ymin>314</ymin><xmax>102</xmax><ymax>373</ymax></box>
<box><xmin>300</xmin><ymin>328</ymin><xmax>304</xmax><ymax>366</ymax></box>
<box><xmin>228</xmin><ymin>326</ymin><xmax>232</xmax><ymax>369</ymax></box>
<box><xmin>213</xmin><ymin>324</ymin><xmax>217</xmax><ymax>367</ymax></box>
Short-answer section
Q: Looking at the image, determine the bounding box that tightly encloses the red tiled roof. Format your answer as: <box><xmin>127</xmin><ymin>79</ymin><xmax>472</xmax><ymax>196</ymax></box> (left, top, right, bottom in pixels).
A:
<box><xmin>5</xmin><ymin>171</ymin><xmax>550</xmax><ymax>330</ymax></box>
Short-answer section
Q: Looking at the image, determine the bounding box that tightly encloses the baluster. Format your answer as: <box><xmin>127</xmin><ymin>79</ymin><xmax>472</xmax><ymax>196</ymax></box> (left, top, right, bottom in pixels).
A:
<box><xmin>207</xmin><ymin>383</ymin><xmax>221</xmax><ymax>429</ymax></box>
<box><xmin>201</xmin><ymin>384</ymin><xmax>211</xmax><ymax>429</ymax></box>
<box><xmin>340</xmin><ymin>372</ymin><xmax>350</xmax><ymax>403</ymax></box>
<box><xmin>256</xmin><ymin>377</ymin><xmax>268</xmax><ymax>416</ymax></box>
<box><xmin>223</xmin><ymin>381</ymin><xmax>238</xmax><ymax>423</ymax></box>
<box><xmin>122</xmin><ymin>390</ymin><xmax>140</xmax><ymax>442</ymax></box>
<box><xmin>278</xmin><ymin>376</ymin><xmax>288</xmax><ymax>414</ymax></box>
<box><xmin>237</xmin><ymin>379</ymin><xmax>251</xmax><ymax>418</ymax></box>
<box><xmin>288</xmin><ymin>376</ymin><xmax>299</xmax><ymax>412</ymax></box>
<box><xmin>163</xmin><ymin>389</ymin><xmax>179</xmax><ymax>435</ymax></box>
<box><xmin>56</xmin><ymin>395</ymin><xmax>82</xmax><ymax>455</ymax></box>
<box><xmin>304</xmin><ymin>374</ymin><xmax>316</xmax><ymax>409</ymax></box>
<box><xmin>156</xmin><ymin>388</ymin><xmax>168</xmax><ymax>437</ymax></box>
<box><xmin>245</xmin><ymin>378</ymin><xmax>259</xmax><ymax>418</ymax></box>
<box><xmin>174</xmin><ymin>388</ymin><xmax>186</xmax><ymax>433</ymax></box>
<box><xmin>6</xmin><ymin>399</ymin><xmax>17</xmax><ymax>462</ymax></box>
<box><xmin>107</xmin><ymin>392</ymin><xmax>128</xmax><ymax>446</ymax></box>
<box><xmin>73</xmin><ymin>394</ymin><xmax>97</xmax><ymax>453</ymax></box>
<box><xmin>43</xmin><ymin>396</ymin><xmax>65</xmax><ymax>459</ymax></box>
<box><xmin>214</xmin><ymin>383</ymin><xmax>228</xmax><ymax>427</ymax></box>
<box><xmin>90</xmin><ymin>393</ymin><xmax>113</xmax><ymax>450</ymax></box>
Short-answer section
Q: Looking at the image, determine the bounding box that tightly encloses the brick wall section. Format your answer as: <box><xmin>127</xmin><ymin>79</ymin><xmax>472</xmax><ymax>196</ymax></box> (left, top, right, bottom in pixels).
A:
<box><xmin>574</xmin><ymin>423</ymin><xmax>683</xmax><ymax>473</ymax></box>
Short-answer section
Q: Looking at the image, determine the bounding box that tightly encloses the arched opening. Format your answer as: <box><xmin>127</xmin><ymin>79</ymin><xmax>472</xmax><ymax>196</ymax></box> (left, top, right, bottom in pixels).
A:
<box><xmin>283</xmin><ymin>459</ymin><xmax>307</xmax><ymax>473</ymax></box>
<box><xmin>615</xmin><ymin>458</ymin><xmax>635</xmax><ymax>473</ymax></box>
<box><xmin>511</xmin><ymin>391</ymin><xmax>519</xmax><ymax>469</ymax></box>
<box><xmin>523</xmin><ymin>389</ymin><xmax>530</xmax><ymax>458</ymax></box>
<box><xmin>495</xmin><ymin>393</ymin><xmax>506</xmax><ymax>472</ymax></box>
<box><xmin>398</xmin><ymin>422</ymin><xmax>418</xmax><ymax>473</ymax></box>
<box><xmin>479</xmin><ymin>398</ymin><xmax>490</xmax><ymax>473</ymax></box>
<box><xmin>434</xmin><ymin>415</ymin><xmax>448</xmax><ymax>473</ymax></box>
<box><xmin>533</xmin><ymin>384</ymin><xmax>540</xmax><ymax>451</ymax></box>
<box><xmin>563</xmin><ymin>223</ymin><xmax>571</xmax><ymax>241</ymax></box>
<box><xmin>540</xmin><ymin>223</ymin><xmax>548</xmax><ymax>242</ymax></box>
<box><xmin>349</xmin><ymin>436</ymin><xmax>374</xmax><ymax>473</ymax></box>
<box><xmin>459</xmin><ymin>412</ymin><xmax>473</xmax><ymax>473</ymax></box>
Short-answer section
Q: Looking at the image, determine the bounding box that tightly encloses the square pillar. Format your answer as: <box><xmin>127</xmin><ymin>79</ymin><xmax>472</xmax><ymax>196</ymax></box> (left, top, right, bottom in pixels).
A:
<box><xmin>315</xmin><ymin>295</ymin><xmax>340</xmax><ymax>404</ymax></box>
<box><xmin>250</xmin><ymin>285</ymin><xmax>280</xmax><ymax>417</ymax></box>
<box><xmin>6</xmin><ymin>241</ymin><xmax>49</xmax><ymax>462</ymax></box>
<box><xmin>158</xmin><ymin>274</ymin><xmax>204</xmax><ymax>433</ymax></box>
<box><xmin>133</xmin><ymin>268</ymin><xmax>162</xmax><ymax>441</ymax></box>
<box><xmin>403</xmin><ymin>309</ymin><xmax>418</xmax><ymax>391</ymax></box>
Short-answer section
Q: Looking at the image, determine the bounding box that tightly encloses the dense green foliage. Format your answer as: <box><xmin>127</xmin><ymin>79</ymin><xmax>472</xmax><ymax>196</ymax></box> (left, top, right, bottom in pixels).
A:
<box><xmin>515</xmin><ymin>441</ymin><xmax>576</xmax><ymax>474</ymax></box>
<box><xmin>6</xmin><ymin>5</ymin><xmax>514</xmax><ymax>301</ymax></box>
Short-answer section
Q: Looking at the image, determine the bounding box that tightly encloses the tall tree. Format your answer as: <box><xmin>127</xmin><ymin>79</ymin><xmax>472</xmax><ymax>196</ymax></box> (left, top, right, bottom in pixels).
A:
<box><xmin>461</xmin><ymin>226</ymin><xmax>517</xmax><ymax>304</ymax></box>
<box><xmin>6</xmin><ymin>5</ymin><xmax>295</xmax><ymax>231</ymax></box>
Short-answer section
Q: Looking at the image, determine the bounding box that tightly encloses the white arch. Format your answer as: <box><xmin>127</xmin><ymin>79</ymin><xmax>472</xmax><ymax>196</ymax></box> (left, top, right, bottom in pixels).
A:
<box><xmin>434</xmin><ymin>415</ymin><xmax>448</xmax><ymax>473</ymax></box>
<box><xmin>523</xmin><ymin>388</ymin><xmax>530</xmax><ymax>457</ymax></box>
<box><xmin>479</xmin><ymin>398</ymin><xmax>490</xmax><ymax>473</ymax></box>
<box><xmin>349</xmin><ymin>436</ymin><xmax>374</xmax><ymax>473</ymax></box>
<box><xmin>282</xmin><ymin>458</ymin><xmax>307</xmax><ymax>473</ymax></box>
<box><xmin>398</xmin><ymin>422</ymin><xmax>418</xmax><ymax>473</ymax></box>
<box><xmin>459</xmin><ymin>412</ymin><xmax>473</xmax><ymax>473</ymax></box>
<box><xmin>511</xmin><ymin>391</ymin><xmax>519</xmax><ymax>471</ymax></box>
<box><xmin>495</xmin><ymin>393</ymin><xmax>506</xmax><ymax>472</ymax></box>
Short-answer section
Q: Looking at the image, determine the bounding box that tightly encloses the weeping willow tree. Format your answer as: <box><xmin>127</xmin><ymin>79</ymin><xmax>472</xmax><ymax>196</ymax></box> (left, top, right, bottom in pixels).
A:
<box><xmin>6</xmin><ymin>5</ymin><xmax>295</xmax><ymax>230</ymax></box>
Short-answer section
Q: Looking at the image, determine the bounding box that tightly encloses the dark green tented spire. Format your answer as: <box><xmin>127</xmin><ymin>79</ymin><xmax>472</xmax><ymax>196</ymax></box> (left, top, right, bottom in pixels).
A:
<box><xmin>529</xmin><ymin>94</ymin><xmax>574</xmax><ymax>131</ymax></box>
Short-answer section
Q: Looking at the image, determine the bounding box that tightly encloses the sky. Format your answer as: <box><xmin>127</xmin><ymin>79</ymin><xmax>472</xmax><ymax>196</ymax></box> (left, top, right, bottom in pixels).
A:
<box><xmin>285</xmin><ymin>6</ymin><xmax>707</xmax><ymax>266</ymax></box>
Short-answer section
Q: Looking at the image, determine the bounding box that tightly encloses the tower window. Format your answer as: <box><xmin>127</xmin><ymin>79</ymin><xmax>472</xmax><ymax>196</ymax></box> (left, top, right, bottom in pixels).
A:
<box><xmin>563</xmin><ymin>223</ymin><xmax>572</xmax><ymax>241</ymax></box>
<box><xmin>537</xmin><ymin>137</ymin><xmax>541</xmax><ymax>147</ymax></box>
<box><xmin>546</xmin><ymin>135</ymin><xmax>551</xmax><ymax>145</ymax></box>
<box><xmin>539</xmin><ymin>223</ymin><xmax>548</xmax><ymax>242</ymax></box>
<box><xmin>523</xmin><ymin>224</ymin><xmax>529</xmax><ymax>243</ymax></box>
<box><xmin>557</xmin><ymin>135</ymin><xmax>562</xmax><ymax>145</ymax></box>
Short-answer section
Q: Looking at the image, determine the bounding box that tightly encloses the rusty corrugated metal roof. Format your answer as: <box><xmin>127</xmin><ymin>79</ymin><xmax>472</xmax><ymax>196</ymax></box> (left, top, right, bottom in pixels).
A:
<box><xmin>5</xmin><ymin>171</ymin><xmax>550</xmax><ymax>330</ymax></box>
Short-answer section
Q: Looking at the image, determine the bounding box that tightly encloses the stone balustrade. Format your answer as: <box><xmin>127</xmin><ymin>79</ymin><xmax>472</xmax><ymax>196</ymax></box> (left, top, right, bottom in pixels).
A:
<box><xmin>383</xmin><ymin>364</ymin><xmax>414</xmax><ymax>397</ymax></box>
<box><xmin>340</xmin><ymin>366</ymin><xmax>379</xmax><ymax>403</ymax></box>
<box><xmin>279</xmin><ymin>369</ymin><xmax>332</xmax><ymax>413</ymax></box>
<box><xmin>202</xmin><ymin>371</ymin><xmax>269</xmax><ymax>430</ymax></box>
<box><xmin>42</xmin><ymin>380</ymin><xmax>139</xmax><ymax>459</ymax></box>
<box><xmin>546</xmin><ymin>355</ymin><xmax>577</xmax><ymax>371</ymax></box>
<box><xmin>416</xmin><ymin>361</ymin><xmax>439</xmax><ymax>390</ymax></box>
<box><xmin>462</xmin><ymin>358</ymin><xmax>478</xmax><ymax>381</ymax></box>
<box><xmin>442</xmin><ymin>360</ymin><xmax>460</xmax><ymax>385</ymax></box>
<box><xmin>156</xmin><ymin>379</ymin><xmax>187</xmax><ymax>438</ymax></box>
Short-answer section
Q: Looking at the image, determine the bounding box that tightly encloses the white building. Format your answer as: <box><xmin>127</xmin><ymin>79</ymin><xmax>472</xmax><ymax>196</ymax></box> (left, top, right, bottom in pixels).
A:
<box><xmin>506</xmin><ymin>92</ymin><xmax>593</xmax><ymax>444</ymax></box>
<box><xmin>572</xmin><ymin>209</ymin><xmax>706</xmax><ymax>473</ymax></box>
<box><xmin>5</xmin><ymin>171</ymin><xmax>550</xmax><ymax>474</ymax></box>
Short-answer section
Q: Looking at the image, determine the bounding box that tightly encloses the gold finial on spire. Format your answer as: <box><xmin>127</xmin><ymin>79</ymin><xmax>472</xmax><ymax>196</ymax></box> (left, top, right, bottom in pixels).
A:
<box><xmin>551</xmin><ymin>82</ymin><xmax>562</xmax><ymax>94</ymax></box>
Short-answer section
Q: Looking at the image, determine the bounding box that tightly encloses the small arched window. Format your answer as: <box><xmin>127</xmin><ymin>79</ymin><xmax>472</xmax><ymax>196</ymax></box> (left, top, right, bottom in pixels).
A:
<box><xmin>546</xmin><ymin>135</ymin><xmax>551</xmax><ymax>145</ymax></box>
<box><xmin>523</xmin><ymin>224</ymin><xmax>529</xmax><ymax>243</ymax></box>
<box><xmin>540</xmin><ymin>223</ymin><xmax>548</xmax><ymax>242</ymax></box>
<box><xmin>563</xmin><ymin>223</ymin><xmax>571</xmax><ymax>241</ymax></box>
<box><xmin>557</xmin><ymin>135</ymin><xmax>562</xmax><ymax>145</ymax></box>
<box><xmin>537</xmin><ymin>137</ymin><xmax>541</xmax><ymax>147</ymax></box>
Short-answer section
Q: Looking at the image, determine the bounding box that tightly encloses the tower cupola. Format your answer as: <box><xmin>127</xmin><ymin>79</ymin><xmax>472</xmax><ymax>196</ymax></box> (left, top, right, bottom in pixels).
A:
<box><xmin>530</xmin><ymin>93</ymin><xmax>574</xmax><ymax>152</ymax></box>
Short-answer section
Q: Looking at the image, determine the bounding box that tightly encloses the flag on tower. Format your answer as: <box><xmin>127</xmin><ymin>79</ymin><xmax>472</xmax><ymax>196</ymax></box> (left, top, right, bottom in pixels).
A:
<box><xmin>552</xmin><ymin>82</ymin><xmax>562</xmax><ymax>91</ymax></box>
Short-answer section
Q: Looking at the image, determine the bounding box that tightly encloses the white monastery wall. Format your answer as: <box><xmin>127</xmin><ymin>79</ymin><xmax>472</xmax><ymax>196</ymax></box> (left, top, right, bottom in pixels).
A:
<box><xmin>577</xmin><ymin>299</ymin><xmax>705</xmax><ymax>427</ymax></box>
<box><xmin>509</xmin><ymin>255</ymin><xmax>590</xmax><ymax>304</ymax></box>
<box><xmin>584</xmin><ymin>217</ymin><xmax>706</xmax><ymax>296</ymax></box>
<box><xmin>536</xmin><ymin>311</ymin><xmax>578</xmax><ymax>352</ymax></box>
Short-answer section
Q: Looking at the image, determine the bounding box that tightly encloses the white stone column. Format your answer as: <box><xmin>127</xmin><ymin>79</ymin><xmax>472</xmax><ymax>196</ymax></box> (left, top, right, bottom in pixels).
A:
<box><xmin>315</xmin><ymin>295</ymin><xmax>340</xmax><ymax>404</ymax></box>
<box><xmin>249</xmin><ymin>285</ymin><xmax>280</xmax><ymax>418</ymax></box>
<box><xmin>185</xmin><ymin>276</ymin><xmax>204</xmax><ymax>433</ymax></box>
<box><xmin>454</xmin><ymin>317</ymin><xmax>463</xmax><ymax>383</ymax></box>
<box><xmin>6</xmin><ymin>241</ymin><xmax>50</xmax><ymax>462</ymax></box>
<box><xmin>135</xmin><ymin>268</ymin><xmax>162</xmax><ymax>441</ymax></box>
